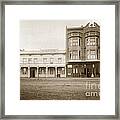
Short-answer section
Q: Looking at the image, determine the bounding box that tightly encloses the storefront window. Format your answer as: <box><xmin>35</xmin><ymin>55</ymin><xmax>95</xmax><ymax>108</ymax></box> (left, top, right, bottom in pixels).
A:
<box><xmin>39</xmin><ymin>68</ymin><xmax>46</xmax><ymax>74</ymax></box>
<box><xmin>22</xmin><ymin>68</ymin><xmax>27</xmax><ymax>74</ymax></box>
<box><xmin>50</xmin><ymin>68</ymin><xmax>54</xmax><ymax>74</ymax></box>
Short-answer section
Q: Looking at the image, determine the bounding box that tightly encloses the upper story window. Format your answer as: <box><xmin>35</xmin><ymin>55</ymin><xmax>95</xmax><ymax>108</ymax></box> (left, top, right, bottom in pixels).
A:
<box><xmin>28</xmin><ymin>58</ymin><xmax>32</xmax><ymax>63</ymax></box>
<box><xmin>72</xmin><ymin>50</ymin><xmax>78</xmax><ymax>59</ymax></box>
<box><xmin>43</xmin><ymin>58</ymin><xmax>47</xmax><ymax>63</ymax></box>
<box><xmin>50</xmin><ymin>58</ymin><xmax>54</xmax><ymax>64</ymax></box>
<box><xmin>58</xmin><ymin>58</ymin><xmax>62</xmax><ymax>63</ymax></box>
<box><xmin>91</xmin><ymin>50</ymin><xmax>96</xmax><ymax>54</ymax></box>
<box><xmin>23</xmin><ymin>58</ymin><xmax>27</xmax><ymax>63</ymax></box>
<box><xmin>72</xmin><ymin>39</ymin><xmax>78</xmax><ymax>46</ymax></box>
<box><xmin>87</xmin><ymin>50</ymin><xmax>96</xmax><ymax>60</ymax></box>
<box><xmin>87</xmin><ymin>38</ymin><xmax>96</xmax><ymax>46</ymax></box>
<box><xmin>33</xmin><ymin>58</ymin><xmax>38</xmax><ymax>63</ymax></box>
<box><xmin>69</xmin><ymin>37</ymin><xmax>79</xmax><ymax>47</ymax></box>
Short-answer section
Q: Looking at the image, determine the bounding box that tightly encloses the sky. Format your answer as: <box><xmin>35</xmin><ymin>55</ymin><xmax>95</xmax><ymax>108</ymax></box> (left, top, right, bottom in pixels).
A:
<box><xmin>20</xmin><ymin>20</ymin><xmax>100</xmax><ymax>50</ymax></box>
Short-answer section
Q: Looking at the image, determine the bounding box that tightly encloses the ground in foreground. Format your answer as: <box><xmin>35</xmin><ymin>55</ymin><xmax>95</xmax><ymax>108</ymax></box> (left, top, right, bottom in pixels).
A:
<box><xmin>20</xmin><ymin>78</ymin><xmax>100</xmax><ymax>100</ymax></box>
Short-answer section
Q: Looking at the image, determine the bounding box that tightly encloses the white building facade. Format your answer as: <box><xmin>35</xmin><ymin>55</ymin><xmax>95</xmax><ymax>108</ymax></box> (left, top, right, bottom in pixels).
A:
<box><xmin>20</xmin><ymin>49</ymin><xmax>66</xmax><ymax>78</ymax></box>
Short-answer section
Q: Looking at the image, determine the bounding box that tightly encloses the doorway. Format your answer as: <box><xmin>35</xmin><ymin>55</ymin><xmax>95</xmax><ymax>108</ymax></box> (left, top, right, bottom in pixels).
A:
<box><xmin>30</xmin><ymin>67</ymin><xmax>36</xmax><ymax>78</ymax></box>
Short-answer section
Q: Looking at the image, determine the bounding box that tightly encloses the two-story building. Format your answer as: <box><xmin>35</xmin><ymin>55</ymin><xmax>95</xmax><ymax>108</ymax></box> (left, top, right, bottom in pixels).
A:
<box><xmin>20</xmin><ymin>49</ymin><xmax>66</xmax><ymax>78</ymax></box>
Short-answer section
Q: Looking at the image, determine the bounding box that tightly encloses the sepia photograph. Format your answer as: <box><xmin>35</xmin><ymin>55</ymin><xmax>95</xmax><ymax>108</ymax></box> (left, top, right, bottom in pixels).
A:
<box><xmin>20</xmin><ymin>20</ymin><xmax>100</xmax><ymax>100</ymax></box>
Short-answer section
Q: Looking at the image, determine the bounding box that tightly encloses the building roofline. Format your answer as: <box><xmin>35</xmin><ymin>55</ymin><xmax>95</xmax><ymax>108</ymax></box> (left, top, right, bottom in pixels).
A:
<box><xmin>66</xmin><ymin>22</ymin><xmax>100</xmax><ymax>30</ymax></box>
<box><xmin>20</xmin><ymin>49</ymin><xmax>66</xmax><ymax>55</ymax></box>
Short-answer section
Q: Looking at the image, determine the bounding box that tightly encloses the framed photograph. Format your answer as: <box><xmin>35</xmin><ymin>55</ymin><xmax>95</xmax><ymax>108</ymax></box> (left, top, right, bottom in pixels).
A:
<box><xmin>0</xmin><ymin>0</ymin><xmax>119</xmax><ymax>119</ymax></box>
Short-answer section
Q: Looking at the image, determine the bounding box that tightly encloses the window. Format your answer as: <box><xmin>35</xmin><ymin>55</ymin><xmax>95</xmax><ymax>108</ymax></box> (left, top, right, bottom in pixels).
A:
<box><xmin>50</xmin><ymin>68</ymin><xmax>54</xmax><ymax>74</ymax></box>
<box><xmin>23</xmin><ymin>58</ymin><xmax>27</xmax><ymax>63</ymax></box>
<box><xmin>68</xmin><ymin>65</ymin><xmax>72</xmax><ymax>68</ymax></box>
<box><xmin>87</xmin><ymin>50</ymin><xmax>96</xmax><ymax>60</ymax></box>
<box><xmin>90</xmin><ymin>38</ymin><xmax>96</xmax><ymax>45</ymax></box>
<box><xmin>91</xmin><ymin>50</ymin><xmax>96</xmax><ymax>54</ymax></box>
<box><xmin>22</xmin><ymin>68</ymin><xmax>27</xmax><ymax>74</ymax></box>
<box><xmin>73</xmin><ymin>67</ymin><xmax>78</xmax><ymax>73</ymax></box>
<box><xmin>87</xmin><ymin>38</ymin><xmax>96</xmax><ymax>46</ymax></box>
<box><xmin>69</xmin><ymin>37</ymin><xmax>79</xmax><ymax>47</ymax></box>
<box><xmin>68</xmin><ymin>68</ymin><xmax>72</xmax><ymax>75</ymax></box>
<box><xmin>72</xmin><ymin>37</ymin><xmax>78</xmax><ymax>46</ymax></box>
<box><xmin>50</xmin><ymin>58</ymin><xmax>54</xmax><ymax>64</ymax></box>
<box><xmin>72</xmin><ymin>40</ymin><xmax>78</xmax><ymax>46</ymax></box>
<box><xmin>33</xmin><ymin>58</ymin><xmax>38</xmax><ymax>63</ymax></box>
<box><xmin>28</xmin><ymin>58</ymin><xmax>32</xmax><ymax>63</ymax></box>
<box><xmin>39</xmin><ymin>68</ymin><xmax>46</xmax><ymax>74</ymax></box>
<box><xmin>72</xmin><ymin>50</ymin><xmax>78</xmax><ymax>59</ymax></box>
<box><xmin>43</xmin><ymin>58</ymin><xmax>47</xmax><ymax>63</ymax></box>
<box><xmin>58</xmin><ymin>58</ymin><xmax>62</xmax><ymax>63</ymax></box>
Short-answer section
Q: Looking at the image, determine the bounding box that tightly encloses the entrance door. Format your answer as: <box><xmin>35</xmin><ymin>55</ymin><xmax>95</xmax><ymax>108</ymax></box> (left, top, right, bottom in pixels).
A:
<box><xmin>87</xmin><ymin>68</ymin><xmax>91</xmax><ymax>77</ymax></box>
<box><xmin>73</xmin><ymin>66</ymin><xmax>79</xmax><ymax>77</ymax></box>
<box><xmin>30</xmin><ymin>68</ymin><xmax>36</xmax><ymax>78</ymax></box>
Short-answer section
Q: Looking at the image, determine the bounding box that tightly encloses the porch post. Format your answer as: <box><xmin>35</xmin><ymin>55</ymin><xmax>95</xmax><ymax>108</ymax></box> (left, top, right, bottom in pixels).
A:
<box><xmin>65</xmin><ymin>66</ymin><xmax>66</xmax><ymax>77</ymax></box>
<box><xmin>46</xmin><ymin>67</ymin><xmax>48</xmax><ymax>77</ymax></box>
<box><xmin>28</xmin><ymin>66</ymin><xmax>30</xmax><ymax>78</ymax></box>
<box><xmin>55</xmin><ymin>67</ymin><xmax>57</xmax><ymax>78</ymax></box>
<box><xmin>37</xmin><ymin>66</ymin><xmax>39</xmax><ymax>78</ymax></box>
<box><xmin>91</xmin><ymin>64</ymin><xmax>94</xmax><ymax>77</ymax></box>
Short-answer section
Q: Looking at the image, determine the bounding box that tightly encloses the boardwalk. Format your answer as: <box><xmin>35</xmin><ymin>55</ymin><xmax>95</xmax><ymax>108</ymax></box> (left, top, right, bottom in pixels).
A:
<box><xmin>20</xmin><ymin>78</ymin><xmax>100</xmax><ymax>100</ymax></box>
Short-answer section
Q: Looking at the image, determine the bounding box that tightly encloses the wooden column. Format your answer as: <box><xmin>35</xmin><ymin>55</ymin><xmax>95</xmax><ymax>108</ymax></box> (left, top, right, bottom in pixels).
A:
<box><xmin>28</xmin><ymin>66</ymin><xmax>30</xmax><ymax>78</ymax></box>
<box><xmin>46</xmin><ymin>67</ymin><xmax>48</xmax><ymax>77</ymax></box>
<box><xmin>65</xmin><ymin>66</ymin><xmax>66</xmax><ymax>78</ymax></box>
<box><xmin>55</xmin><ymin>67</ymin><xmax>57</xmax><ymax>78</ymax></box>
<box><xmin>37</xmin><ymin>66</ymin><xmax>39</xmax><ymax>78</ymax></box>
